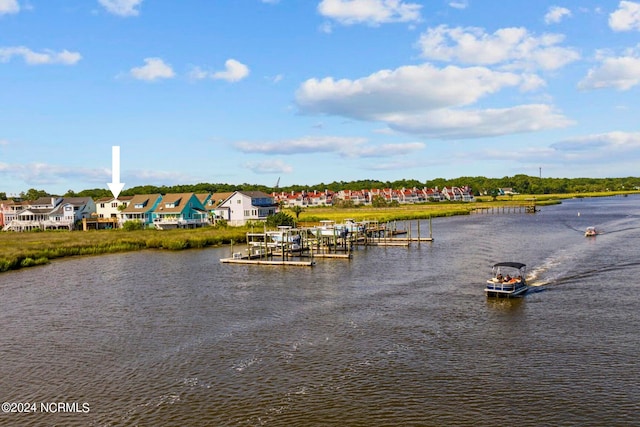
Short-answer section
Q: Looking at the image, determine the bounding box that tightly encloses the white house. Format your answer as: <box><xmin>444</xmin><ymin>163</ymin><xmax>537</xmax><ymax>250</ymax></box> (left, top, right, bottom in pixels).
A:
<box><xmin>3</xmin><ymin>197</ymin><xmax>96</xmax><ymax>231</ymax></box>
<box><xmin>95</xmin><ymin>196</ymin><xmax>133</xmax><ymax>220</ymax></box>
<box><xmin>217</xmin><ymin>191</ymin><xmax>277</xmax><ymax>226</ymax></box>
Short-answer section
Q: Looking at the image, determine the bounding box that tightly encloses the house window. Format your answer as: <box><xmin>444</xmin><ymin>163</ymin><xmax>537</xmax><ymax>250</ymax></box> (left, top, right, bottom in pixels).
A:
<box><xmin>111</xmin><ymin>202</ymin><xmax>118</xmax><ymax>208</ymax></box>
<box><xmin>100</xmin><ymin>203</ymin><xmax>106</xmax><ymax>208</ymax></box>
<box><xmin>237</xmin><ymin>200</ymin><xmax>241</xmax><ymax>204</ymax></box>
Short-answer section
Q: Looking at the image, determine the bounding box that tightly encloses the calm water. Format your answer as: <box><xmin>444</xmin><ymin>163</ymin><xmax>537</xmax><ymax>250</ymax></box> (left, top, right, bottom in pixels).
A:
<box><xmin>1</xmin><ymin>196</ymin><xmax>639</xmax><ymax>426</ymax></box>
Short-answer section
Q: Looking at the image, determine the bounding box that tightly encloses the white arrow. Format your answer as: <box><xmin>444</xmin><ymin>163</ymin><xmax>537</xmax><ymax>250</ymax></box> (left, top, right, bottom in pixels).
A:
<box><xmin>107</xmin><ymin>145</ymin><xmax>125</xmax><ymax>199</ymax></box>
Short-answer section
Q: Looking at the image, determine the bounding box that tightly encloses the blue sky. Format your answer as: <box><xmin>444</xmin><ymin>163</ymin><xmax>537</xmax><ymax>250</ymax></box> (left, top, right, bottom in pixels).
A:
<box><xmin>1</xmin><ymin>0</ymin><xmax>640</xmax><ymax>196</ymax></box>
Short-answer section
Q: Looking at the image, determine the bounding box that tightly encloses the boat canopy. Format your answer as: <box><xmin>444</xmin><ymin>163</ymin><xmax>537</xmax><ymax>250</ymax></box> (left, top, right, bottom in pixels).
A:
<box><xmin>493</xmin><ymin>262</ymin><xmax>526</xmax><ymax>269</ymax></box>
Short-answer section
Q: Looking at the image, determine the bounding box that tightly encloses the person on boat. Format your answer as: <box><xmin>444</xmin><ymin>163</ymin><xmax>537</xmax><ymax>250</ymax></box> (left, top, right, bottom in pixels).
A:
<box><xmin>504</xmin><ymin>275</ymin><xmax>511</xmax><ymax>282</ymax></box>
<box><xmin>496</xmin><ymin>274</ymin><xmax>503</xmax><ymax>281</ymax></box>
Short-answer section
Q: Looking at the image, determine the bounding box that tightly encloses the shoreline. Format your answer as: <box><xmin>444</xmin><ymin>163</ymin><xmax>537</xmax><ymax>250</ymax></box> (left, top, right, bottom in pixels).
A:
<box><xmin>1</xmin><ymin>193</ymin><xmax>635</xmax><ymax>274</ymax></box>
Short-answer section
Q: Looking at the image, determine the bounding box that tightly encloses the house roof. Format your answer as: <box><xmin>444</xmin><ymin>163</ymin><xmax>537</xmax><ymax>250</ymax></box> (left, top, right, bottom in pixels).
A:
<box><xmin>95</xmin><ymin>195</ymin><xmax>134</xmax><ymax>203</ymax></box>
<box><xmin>121</xmin><ymin>194</ymin><xmax>162</xmax><ymax>213</ymax></box>
<box><xmin>154</xmin><ymin>193</ymin><xmax>198</xmax><ymax>214</ymax></box>
<box><xmin>209</xmin><ymin>192</ymin><xmax>234</xmax><ymax>207</ymax></box>
<box><xmin>237</xmin><ymin>190</ymin><xmax>272</xmax><ymax>199</ymax></box>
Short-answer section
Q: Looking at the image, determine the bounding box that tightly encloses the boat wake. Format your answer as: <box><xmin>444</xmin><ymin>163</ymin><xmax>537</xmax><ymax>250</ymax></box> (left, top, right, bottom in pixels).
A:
<box><xmin>528</xmin><ymin>259</ymin><xmax>640</xmax><ymax>289</ymax></box>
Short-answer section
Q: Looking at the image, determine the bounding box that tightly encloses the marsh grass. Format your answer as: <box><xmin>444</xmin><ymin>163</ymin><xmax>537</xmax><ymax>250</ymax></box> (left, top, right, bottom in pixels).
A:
<box><xmin>1</xmin><ymin>191</ymin><xmax>633</xmax><ymax>273</ymax></box>
<box><xmin>0</xmin><ymin>226</ymin><xmax>248</xmax><ymax>273</ymax></box>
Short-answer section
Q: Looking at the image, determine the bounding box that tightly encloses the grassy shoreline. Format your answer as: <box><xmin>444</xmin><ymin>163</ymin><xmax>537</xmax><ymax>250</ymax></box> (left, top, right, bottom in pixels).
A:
<box><xmin>1</xmin><ymin>191</ymin><xmax>635</xmax><ymax>273</ymax></box>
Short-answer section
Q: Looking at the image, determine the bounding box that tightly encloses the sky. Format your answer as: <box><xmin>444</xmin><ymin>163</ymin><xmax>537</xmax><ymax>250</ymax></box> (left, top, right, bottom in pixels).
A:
<box><xmin>1</xmin><ymin>0</ymin><xmax>640</xmax><ymax>196</ymax></box>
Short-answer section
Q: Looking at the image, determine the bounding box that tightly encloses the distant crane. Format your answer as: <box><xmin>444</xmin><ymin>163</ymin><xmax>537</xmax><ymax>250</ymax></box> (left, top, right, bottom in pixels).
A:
<box><xmin>275</xmin><ymin>177</ymin><xmax>280</xmax><ymax>189</ymax></box>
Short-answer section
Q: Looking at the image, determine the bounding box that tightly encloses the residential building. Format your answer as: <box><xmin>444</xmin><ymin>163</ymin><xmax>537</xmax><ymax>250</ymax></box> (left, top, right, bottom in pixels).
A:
<box><xmin>151</xmin><ymin>193</ymin><xmax>209</xmax><ymax>229</ymax></box>
<box><xmin>217</xmin><ymin>191</ymin><xmax>277</xmax><ymax>226</ymax></box>
<box><xmin>120</xmin><ymin>194</ymin><xmax>162</xmax><ymax>227</ymax></box>
<box><xmin>2</xmin><ymin>197</ymin><xmax>96</xmax><ymax>231</ymax></box>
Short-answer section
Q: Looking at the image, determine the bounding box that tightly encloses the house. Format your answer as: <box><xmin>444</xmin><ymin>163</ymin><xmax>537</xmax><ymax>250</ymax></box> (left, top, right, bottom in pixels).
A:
<box><xmin>217</xmin><ymin>190</ymin><xmax>277</xmax><ymax>226</ymax></box>
<box><xmin>2</xmin><ymin>196</ymin><xmax>96</xmax><ymax>231</ymax></box>
<box><xmin>498</xmin><ymin>188</ymin><xmax>517</xmax><ymax>196</ymax></box>
<box><xmin>95</xmin><ymin>196</ymin><xmax>133</xmax><ymax>220</ymax></box>
<box><xmin>151</xmin><ymin>193</ymin><xmax>209</xmax><ymax>229</ymax></box>
<box><xmin>83</xmin><ymin>196</ymin><xmax>134</xmax><ymax>230</ymax></box>
<box><xmin>441</xmin><ymin>186</ymin><xmax>475</xmax><ymax>202</ymax></box>
<box><xmin>120</xmin><ymin>194</ymin><xmax>162</xmax><ymax>227</ymax></box>
<box><xmin>207</xmin><ymin>192</ymin><xmax>234</xmax><ymax>222</ymax></box>
<box><xmin>0</xmin><ymin>199</ymin><xmax>27</xmax><ymax>230</ymax></box>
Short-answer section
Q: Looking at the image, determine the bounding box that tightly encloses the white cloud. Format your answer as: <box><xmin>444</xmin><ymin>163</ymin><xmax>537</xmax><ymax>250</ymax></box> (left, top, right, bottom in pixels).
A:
<box><xmin>98</xmin><ymin>0</ymin><xmax>143</xmax><ymax>17</ymax></box>
<box><xmin>317</xmin><ymin>0</ymin><xmax>422</xmax><ymax>26</ymax></box>
<box><xmin>416</xmin><ymin>25</ymin><xmax>580</xmax><ymax>71</ymax></box>
<box><xmin>130</xmin><ymin>57</ymin><xmax>175</xmax><ymax>81</ymax></box>
<box><xmin>0</xmin><ymin>0</ymin><xmax>19</xmax><ymax>15</ymax></box>
<box><xmin>609</xmin><ymin>1</ymin><xmax>640</xmax><ymax>31</ymax></box>
<box><xmin>191</xmin><ymin>59</ymin><xmax>249</xmax><ymax>83</ymax></box>
<box><xmin>545</xmin><ymin>6</ymin><xmax>572</xmax><ymax>24</ymax></box>
<box><xmin>235</xmin><ymin>135</ymin><xmax>423</xmax><ymax>158</ymax></box>
<box><xmin>544</xmin><ymin>131</ymin><xmax>640</xmax><ymax>165</ymax></box>
<box><xmin>296</xmin><ymin>63</ymin><xmax>523</xmax><ymax>117</ymax></box>
<box><xmin>383</xmin><ymin>104</ymin><xmax>573</xmax><ymax>138</ymax></box>
<box><xmin>344</xmin><ymin>141</ymin><xmax>425</xmax><ymax>157</ymax></box>
<box><xmin>213</xmin><ymin>59</ymin><xmax>249</xmax><ymax>82</ymax></box>
<box><xmin>552</xmin><ymin>131</ymin><xmax>640</xmax><ymax>152</ymax></box>
<box><xmin>295</xmin><ymin>63</ymin><xmax>573</xmax><ymax>138</ymax></box>
<box><xmin>236</xmin><ymin>136</ymin><xmax>367</xmax><ymax>155</ymax></box>
<box><xmin>0</xmin><ymin>162</ymin><xmax>110</xmax><ymax>186</ymax></box>
<box><xmin>0</xmin><ymin>46</ymin><xmax>81</xmax><ymax>65</ymax></box>
<box><xmin>448</xmin><ymin>1</ymin><xmax>468</xmax><ymax>10</ymax></box>
<box><xmin>578</xmin><ymin>53</ymin><xmax>640</xmax><ymax>90</ymax></box>
<box><xmin>244</xmin><ymin>159</ymin><xmax>294</xmax><ymax>174</ymax></box>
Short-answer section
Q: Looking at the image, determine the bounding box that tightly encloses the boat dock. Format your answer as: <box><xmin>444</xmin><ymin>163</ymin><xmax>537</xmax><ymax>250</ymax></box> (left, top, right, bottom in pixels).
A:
<box><xmin>219</xmin><ymin>219</ymin><xmax>433</xmax><ymax>267</ymax></box>
<box><xmin>472</xmin><ymin>200</ymin><xmax>538</xmax><ymax>214</ymax></box>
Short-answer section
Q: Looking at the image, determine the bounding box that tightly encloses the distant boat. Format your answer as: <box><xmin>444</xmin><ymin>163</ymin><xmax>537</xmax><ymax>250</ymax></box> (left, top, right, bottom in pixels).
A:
<box><xmin>485</xmin><ymin>262</ymin><xmax>528</xmax><ymax>298</ymax></box>
<box><xmin>585</xmin><ymin>227</ymin><xmax>598</xmax><ymax>237</ymax></box>
<box><xmin>310</xmin><ymin>220</ymin><xmax>348</xmax><ymax>238</ymax></box>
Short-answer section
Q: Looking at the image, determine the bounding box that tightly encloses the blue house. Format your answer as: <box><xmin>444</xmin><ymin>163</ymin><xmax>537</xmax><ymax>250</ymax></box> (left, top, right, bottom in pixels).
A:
<box><xmin>151</xmin><ymin>193</ymin><xmax>209</xmax><ymax>229</ymax></box>
<box><xmin>121</xmin><ymin>194</ymin><xmax>162</xmax><ymax>227</ymax></box>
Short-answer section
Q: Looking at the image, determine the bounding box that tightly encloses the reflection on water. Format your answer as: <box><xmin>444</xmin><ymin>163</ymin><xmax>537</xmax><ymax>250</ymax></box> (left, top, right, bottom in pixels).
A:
<box><xmin>1</xmin><ymin>196</ymin><xmax>640</xmax><ymax>426</ymax></box>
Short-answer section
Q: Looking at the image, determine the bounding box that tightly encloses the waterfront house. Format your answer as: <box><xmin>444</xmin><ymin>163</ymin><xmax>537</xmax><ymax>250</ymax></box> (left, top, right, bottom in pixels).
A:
<box><xmin>0</xmin><ymin>199</ymin><xmax>26</xmax><ymax>230</ymax></box>
<box><xmin>206</xmin><ymin>192</ymin><xmax>234</xmax><ymax>223</ymax></box>
<box><xmin>95</xmin><ymin>196</ymin><xmax>133</xmax><ymax>220</ymax></box>
<box><xmin>151</xmin><ymin>193</ymin><xmax>209</xmax><ymax>229</ymax></box>
<box><xmin>217</xmin><ymin>190</ymin><xmax>277</xmax><ymax>226</ymax></box>
<box><xmin>2</xmin><ymin>196</ymin><xmax>96</xmax><ymax>231</ymax></box>
<box><xmin>441</xmin><ymin>186</ymin><xmax>475</xmax><ymax>202</ymax></box>
<box><xmin>120</xmin><ymin>194</ymin><xmax>162</xmax><ymax>227</ymax></box>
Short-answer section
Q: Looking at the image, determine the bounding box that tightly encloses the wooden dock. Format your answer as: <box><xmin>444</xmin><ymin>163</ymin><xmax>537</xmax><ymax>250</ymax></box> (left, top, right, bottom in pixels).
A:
<box><xmin>220</xmin><ymin>219</ymin><xmax>434</xmax><ymax>267</ymax></box>
<box><xmin>220</xmin><ymin>257</ymin><xmax>314</xmax><ymax>266</ymax></box>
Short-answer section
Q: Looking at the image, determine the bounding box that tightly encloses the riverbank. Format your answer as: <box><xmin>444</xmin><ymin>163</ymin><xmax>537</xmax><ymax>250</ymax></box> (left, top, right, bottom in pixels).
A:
<box><xmin>1</xmin><ymin>192</ymin><xmax>635</xmax><ymax>273</ymax></box>
<box><xmin>0</xmin><ymin>226</ymin><xmax>249</xmax><ymax>273</ymax></box>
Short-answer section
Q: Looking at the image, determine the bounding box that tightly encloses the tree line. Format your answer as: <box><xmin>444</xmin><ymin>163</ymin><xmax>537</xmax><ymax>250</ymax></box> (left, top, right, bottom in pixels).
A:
<box><xmin>3</xmin><ymin>175</ymin><xmax>639</xmax><ymax>201</ymax></box>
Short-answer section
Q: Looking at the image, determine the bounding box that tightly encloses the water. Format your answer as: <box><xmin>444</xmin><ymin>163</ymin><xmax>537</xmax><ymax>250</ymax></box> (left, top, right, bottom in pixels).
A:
<box><xmin>1</xmin><ymin>196</ymin><xmax>639</xmax><ymax>426</ymax></box>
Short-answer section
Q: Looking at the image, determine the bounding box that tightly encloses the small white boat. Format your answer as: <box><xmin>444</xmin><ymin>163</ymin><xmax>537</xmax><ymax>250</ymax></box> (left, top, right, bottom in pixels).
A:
<box><xmin>585</xmin><ymin>227</ymin><xmax>598</xmax><ymax>237</ymax></box>
<box><xmin>267</xmin><ymin>227</ymin><xmax>302</xmax><ymax>250</ymax></box>
<box><xmin>310</xmin><ymin>220</ymin><xmax>348</xmax><ymax>238</ymax></box>
<box><xmin>485</xmin><ymin>262</ymin><xmax>528</xmax><ymax>298</ymax></box>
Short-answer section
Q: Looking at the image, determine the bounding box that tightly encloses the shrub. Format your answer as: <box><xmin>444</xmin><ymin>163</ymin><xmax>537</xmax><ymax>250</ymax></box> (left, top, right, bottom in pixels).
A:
<box><xmin>122</xmin><ymin>220</ymin><xmax>145</xmax><ymax>231</ymax></box>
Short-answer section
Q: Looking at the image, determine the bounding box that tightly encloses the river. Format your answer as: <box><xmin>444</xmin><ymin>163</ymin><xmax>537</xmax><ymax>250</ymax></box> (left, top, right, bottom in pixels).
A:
<box><xmin>1</xmin><ymin>195</ymin><xmax>639</xmax><ymax>426</ymax></box>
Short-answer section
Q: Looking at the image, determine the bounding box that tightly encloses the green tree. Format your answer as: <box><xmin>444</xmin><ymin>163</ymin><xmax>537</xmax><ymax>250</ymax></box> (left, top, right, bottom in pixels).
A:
<box><xmin>266</xmin><ymin>212</ymin><xmax>295</xmax><ymax>227</ymax></box>
<box><xmin>21</xmin><ymin>188</ymin><xmax>50</xmax><ymax>200</ymax></box>
<box><xmin>371</xmin><ymin>195</ymin><xmax>388</xmax><ymax>207</ymax></box>
<box><xmin>290</xmin><ymin>205</ymin><xmax>304</xmax><ymax>219</ymax></box>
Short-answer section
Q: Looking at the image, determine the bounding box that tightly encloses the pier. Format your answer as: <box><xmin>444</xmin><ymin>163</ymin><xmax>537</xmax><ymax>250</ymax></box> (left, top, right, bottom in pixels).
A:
<box><xmin>220</xmin><ymin>218</ymin><xmax>433</xmax><ymax>267</ymax></box>
<box><xmin>472</xmin><ymin>201</ymin><xmax>537</xmax><ymax>214</ymax></box>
